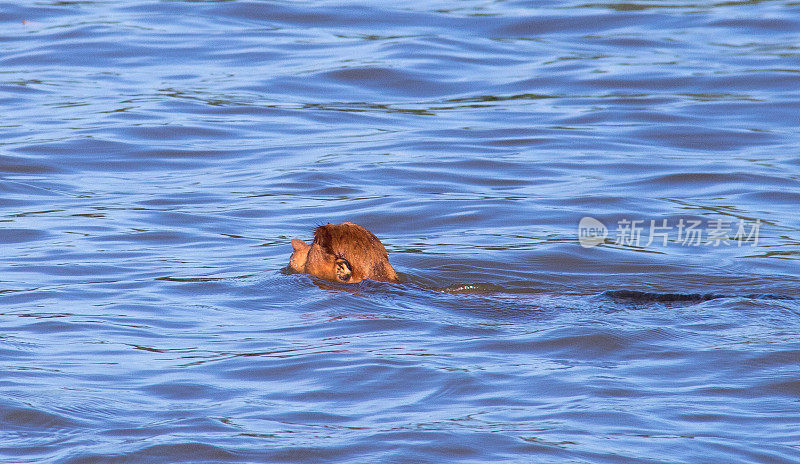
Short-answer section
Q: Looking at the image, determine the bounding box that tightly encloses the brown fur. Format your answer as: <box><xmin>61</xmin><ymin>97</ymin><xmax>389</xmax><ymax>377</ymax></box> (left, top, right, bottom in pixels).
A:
<box><xmin>289</xmin><ymin>222</ymin><xmax>399</xmax><ymax>284</ymax></box>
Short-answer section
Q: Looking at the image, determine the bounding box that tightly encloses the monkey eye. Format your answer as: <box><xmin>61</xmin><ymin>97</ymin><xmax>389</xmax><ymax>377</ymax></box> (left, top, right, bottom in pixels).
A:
<box><xmin>334</xmin><ymin>257</ymin><xmax>352</xmax><ymax>282</ymax></box>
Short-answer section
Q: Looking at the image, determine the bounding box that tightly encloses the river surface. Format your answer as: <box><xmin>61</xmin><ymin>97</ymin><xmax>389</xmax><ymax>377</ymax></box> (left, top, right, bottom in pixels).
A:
<box><xmin>2</xmin><ymin>1</ymin><xmax>799</xmax><ymax>463</ymax></box>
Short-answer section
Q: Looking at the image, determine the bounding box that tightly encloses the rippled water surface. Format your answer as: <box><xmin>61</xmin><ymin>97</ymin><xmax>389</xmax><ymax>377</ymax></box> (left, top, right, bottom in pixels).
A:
<box><xmin>2</xmin><ymin>1</ymin><xmax>800</xmax><ymax>463</ymax></box>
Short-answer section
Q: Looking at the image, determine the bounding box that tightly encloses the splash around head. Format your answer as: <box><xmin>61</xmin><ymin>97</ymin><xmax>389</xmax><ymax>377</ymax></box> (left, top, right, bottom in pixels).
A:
<box><xmin>289</xmin><ymin>222</ymin><xmax>399</xmax><ymax>284</ymax></box>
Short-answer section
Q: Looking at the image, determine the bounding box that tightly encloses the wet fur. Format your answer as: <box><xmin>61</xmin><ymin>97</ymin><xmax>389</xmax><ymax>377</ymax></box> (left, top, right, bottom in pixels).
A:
<box><xmin>289</xmin><ymin>222</ymin><xmax>399</xmax><ymax>284</ymax></box>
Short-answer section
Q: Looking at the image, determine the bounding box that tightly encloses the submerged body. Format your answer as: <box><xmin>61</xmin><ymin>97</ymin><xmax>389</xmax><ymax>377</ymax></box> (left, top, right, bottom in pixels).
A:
<box><xmin>289</xmin><ymin>222</ymin><xmax>399</xmax><ymax>284</ymax></box>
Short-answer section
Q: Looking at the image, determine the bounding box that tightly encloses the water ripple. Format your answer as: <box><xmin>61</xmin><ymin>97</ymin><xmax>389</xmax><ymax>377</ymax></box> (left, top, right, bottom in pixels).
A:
<box><xmin>2</xmin><ymin>1</ymin><xmax>800</xmax><ymax>463</ymax></box>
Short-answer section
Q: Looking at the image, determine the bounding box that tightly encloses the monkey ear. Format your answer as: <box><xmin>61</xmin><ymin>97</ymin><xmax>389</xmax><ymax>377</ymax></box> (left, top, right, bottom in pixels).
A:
<box><xmin>334</xmin><ymin>258</ymin><xmax>352</xmax><ymax>282</ymax></box>
<box><xmin>291</xmin><ymin>238</ymin><xmax>309</xmax><ymax>252</ymax></box>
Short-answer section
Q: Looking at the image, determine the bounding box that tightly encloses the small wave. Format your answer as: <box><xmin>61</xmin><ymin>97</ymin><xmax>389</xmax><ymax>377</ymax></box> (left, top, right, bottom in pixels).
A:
<box><xmin>438</xmin><ymin>282</ymin><xmax>509</xmax><ymax>294</ymax></box>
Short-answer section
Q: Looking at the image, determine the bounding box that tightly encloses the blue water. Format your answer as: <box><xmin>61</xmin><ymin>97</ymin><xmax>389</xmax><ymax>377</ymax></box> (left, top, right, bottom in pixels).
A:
<box><xmin>2</xmin><ymin>1</ymin><xmax>799</xmax><ymax>463</ymax></box>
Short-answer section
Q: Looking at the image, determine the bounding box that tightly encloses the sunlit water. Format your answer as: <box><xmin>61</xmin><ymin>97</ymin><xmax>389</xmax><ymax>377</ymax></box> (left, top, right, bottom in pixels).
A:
<box><xmin>2</xmin><ymin>1</ymin><xmax>799</xmax><ymax>463</ymax></box>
